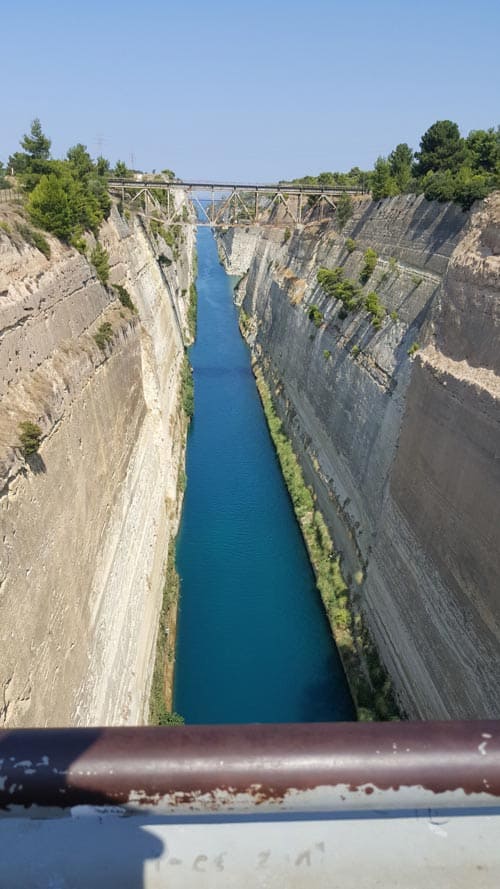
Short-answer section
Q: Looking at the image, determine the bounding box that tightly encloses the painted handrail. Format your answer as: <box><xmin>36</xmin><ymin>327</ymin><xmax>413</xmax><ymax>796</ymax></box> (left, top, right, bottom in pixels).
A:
<box><xmin>1</xmin><ymin>721</ymin><xmax>499</xmax><ymax>817</ymax></box>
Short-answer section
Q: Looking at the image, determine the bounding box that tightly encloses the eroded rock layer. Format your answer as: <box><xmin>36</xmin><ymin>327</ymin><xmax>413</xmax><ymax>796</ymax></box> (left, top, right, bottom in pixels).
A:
<box><xmin>0</xmin><ymin>205</ymin><xmax>194</xmax><ymax>726</ymax></box>
<box><xmin>219</xmin><ymin>193</ymin><xmax>500</xmax><ymax>719</ymax></box>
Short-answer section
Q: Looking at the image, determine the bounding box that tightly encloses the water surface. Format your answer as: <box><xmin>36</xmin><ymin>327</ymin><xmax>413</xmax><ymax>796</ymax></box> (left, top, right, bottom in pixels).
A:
<box><xmin>173</xmin><ymin>227</ymin><xmax>354</xmax><ymax>723</ymax></box>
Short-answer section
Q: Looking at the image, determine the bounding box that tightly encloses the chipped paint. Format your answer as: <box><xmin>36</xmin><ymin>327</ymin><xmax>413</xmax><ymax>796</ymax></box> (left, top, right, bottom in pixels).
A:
<box><xmin>0</xmin><ymin>722</ymin><xmax>499</xmax><ymax>818</ymax></box>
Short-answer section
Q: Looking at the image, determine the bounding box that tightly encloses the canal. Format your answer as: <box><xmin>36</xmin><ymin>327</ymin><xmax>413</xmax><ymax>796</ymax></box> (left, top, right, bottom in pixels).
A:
<box><xmin>173</xmin><ymin>226</ymin><xmax>354</xmax><ymax>723</ymax></box>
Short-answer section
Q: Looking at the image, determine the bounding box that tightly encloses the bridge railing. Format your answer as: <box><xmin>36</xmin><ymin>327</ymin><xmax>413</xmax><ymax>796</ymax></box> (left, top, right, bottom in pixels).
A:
<box><xmin>107</xmin><ymin>178</ymin><xmax>366</xmax><ymax>195</ymax></box>
<box><xmin>1</xmin><ymin>721</ymin><xmax>499</xmax><ymax>887</ymax></box>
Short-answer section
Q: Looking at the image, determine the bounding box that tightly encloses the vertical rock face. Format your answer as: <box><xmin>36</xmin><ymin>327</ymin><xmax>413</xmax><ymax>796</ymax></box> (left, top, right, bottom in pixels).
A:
<box><xmin>218</xmin><ymin>193</ymin><xmax>500</xmax><ymax>719</ymax></box>
<box><xmin>0</xmin><ymin>205</ymin><xmax>193</xmax><ymax>727</ymax></box>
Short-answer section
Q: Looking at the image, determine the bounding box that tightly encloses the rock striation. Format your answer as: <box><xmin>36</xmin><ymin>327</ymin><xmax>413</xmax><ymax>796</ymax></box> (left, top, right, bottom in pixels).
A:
<box><xmin>219</xmin><ymin>193</ymin><xmax>500</xmax><ymax>719</ymax></box>
<box><xmin>0</xmin><ymin>203</ymin><xmax>194</xmax><ymax>726</ymax></box>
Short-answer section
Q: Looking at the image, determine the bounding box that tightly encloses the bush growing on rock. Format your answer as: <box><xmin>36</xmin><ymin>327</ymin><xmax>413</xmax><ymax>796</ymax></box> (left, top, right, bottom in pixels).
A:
<box><xmin>308</xmin><ymin>305</ymin><xmax>324</xmax><ymax>327</ymax></box>
<box><xmin>317</xmin><ymin>267</ymin><xmax>362</xmax><ymax>312</ymax></box>
<box><xmin>18</xmin><ymin>421</ymin><xmax>42</xmax><ymax>456</ymax></box>
<box><xmin>91</xmin><ymin>242</ymin><xmax>110</xmax><ymax>285</ymax></box>
<box><xmin>94</xmin><ymin>322</ymin><xmax>113</xmax><ymax>350</ymax></box>
<box><xmin>113</xmin><ymin>283</ymin><xmax>136</xmax><ymax>313</ymax></box>
<box><xmin>364</xmin><ymin>291</ymin><xmax>386</xmax><ymax>328</ymax></box>
<box><xmin>336</xmin><ymin>194</ymin><xmax>353</xmax><ymax>229</ymax></box>
<box><xmin>360</xmin><ymin>248</ymin><xmax>378</xmax><ymax>284</ymax></box>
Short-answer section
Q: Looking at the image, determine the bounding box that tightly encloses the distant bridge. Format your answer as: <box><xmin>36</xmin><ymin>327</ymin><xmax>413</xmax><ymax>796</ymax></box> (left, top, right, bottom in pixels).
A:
<box><xmin>108</xmin><ymin>178</ymin><xmax>365</xmax><ymax>227</ymax></box>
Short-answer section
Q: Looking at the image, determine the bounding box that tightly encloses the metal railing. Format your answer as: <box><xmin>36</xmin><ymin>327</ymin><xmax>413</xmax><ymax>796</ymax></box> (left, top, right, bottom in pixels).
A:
<box><xmin>1</xmin><ymin>721</ymin><xmax>499</xmax><ymax>887</ymax></box>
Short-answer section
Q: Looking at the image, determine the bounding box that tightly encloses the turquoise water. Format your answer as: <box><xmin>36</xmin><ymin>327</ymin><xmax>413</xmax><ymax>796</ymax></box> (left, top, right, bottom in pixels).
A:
<box><xmin>173</xmin><ymin>227</ymin><xmax>354</xmax><ymax>723</ymax></box>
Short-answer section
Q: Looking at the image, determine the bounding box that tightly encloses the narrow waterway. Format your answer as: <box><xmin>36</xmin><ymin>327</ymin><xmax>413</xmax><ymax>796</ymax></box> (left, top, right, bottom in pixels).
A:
<box><xmin>173</xmin><ymin>227</ymin><xmax>354</xmax><ymax>724</ymax></box>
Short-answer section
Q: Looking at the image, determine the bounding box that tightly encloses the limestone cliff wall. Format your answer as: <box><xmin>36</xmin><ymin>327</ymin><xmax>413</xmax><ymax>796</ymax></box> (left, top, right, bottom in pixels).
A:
<box><xmin>218</xmin><ymin>193</ymin><xmax>500</xmax><ymax>719</ymax></box>
<box><xmin>0</xmin><ymin>204</ymin><xmax>193</xmax><ymax>726</ymax></box>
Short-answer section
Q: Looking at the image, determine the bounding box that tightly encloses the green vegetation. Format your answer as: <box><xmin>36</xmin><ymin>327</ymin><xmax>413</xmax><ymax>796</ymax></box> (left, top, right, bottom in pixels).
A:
<box><xmin>307</xmin><ymin>304</ymin><xmax>324</xmax><ymax>327</ymax></box>
<box><xmin>283</xmin><ymin>227</ymin><xmax>291</xmax><ymax>243</ymax></box>
<box><xmin>287</xmin><ymin>167</ymin><xmax>370</xmax><ymax>192</ymax></box>
<box><xmin>336</xmin><ymin>193</ymin><xmax>354</xmax><ymax>229</ymax></box>
<box><xmin>90</xmin><ymin>242</ymin><xmax>110</xmax><ymax>285</ymax></box>
<box><xmin>351</xmin><ymin>345</ymin><xmax>360</xmax><ymax>356</ymax></box>
<box><xmin>317</xmin><ymin>265</ymin><xmax>388</xmax><ymax>329</ymax></box>
<box><xmin>181</xmin><ymin>354</ymin><xmax>194</xmax><ymax>419</ymax></box>
<box><xmin>150</xmin><ymin>218</ymin><xmax>182</xmax><ymax>256</ymax></box>
<box><xmin>16</xmin><ymin>223</ymin><xmax>51</xmax><ymax>259</ymax></box>
<box><xmin>323</xmin><ymin>349</ymin><xmax>331</xmax><ymax>360</ymax></box>
<box><xmin>287</xmin><ymin>119</ymin><xmax>499</xmax><ymax>210</ymax></box>
<box><xmin>345</xmin><ymin>237</ymin><xmax>357</xmax><ymax>253</ymax></box>
<box><xmin>364</xmin><ymin>291</ymin><xmax>386</xmax><ymax>329</ymax></box>
<box><xmin>7</xmin><ymin>121</ymin><xmax>112</xmax><ymax>241</ymax></box>
<box><xmin>71</xmin><ymin>235</ymin><xmax>87</xmax><ymax>254</ymax></box>
<box><xmin>18</xmin><ymin>421</ymin><xmax>42</xmax><ymax>457</ymax></box>
<box><xmin>359</xmin><ymin>248</ymin><xmax>378</xmax><ymax>284</ymax></box>
<box><xmin>187</xmin><ymin>282</ymin><xmax>198</xmax><ymax>340</ymax></box>
<box><xmin>254</xmin><ymin>368</ymin><xmax>398</xmax><ymax>720</ymax></box>
<box><xmin>317</xmin><ymin>267</ymin><xmax>362</xmax><ymax>312</ymax></box>
<box><xmin>0</xmin><ymin>221</ymin><xmax>11</xmax><ymax>233</ymax></box>
<box><xmin>113</xmin><ymin>283</ymin><xmax>136</xmax><ymax>313</ymax></box>
<box><xmin>113</xmin><ymin>160</ymin><xmax>132</xmax><ymax>178</ymax></box>
<box><xmin>390</xmin><ymin>310</ymin><xmax>399</xmax><ymax>321</ymax></box>
<box><xmin>0</xmin><ymin>161</ymin><xmax>9</xmax><ymax>189</ymax></box>
<box><xmin>408</xmin><ymin>341</ymin><xmax>420</xmax><ymax>356</ymax></box>
<box><xmin>94</xmin><ymin>321</ymin><xmax>114</xmax><ymax>350</ymax></box>
<box><xmin>149</xmin><ymin>545</ymin><xmax>184</xmax><ymax>727</ymax></box>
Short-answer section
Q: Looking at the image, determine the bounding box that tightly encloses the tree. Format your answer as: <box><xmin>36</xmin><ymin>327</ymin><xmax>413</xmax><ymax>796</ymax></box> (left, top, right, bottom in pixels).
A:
<box><xmin>0</xmin><ymin>161</ymin><xmax>8</xmax><ymax>189</ymax></box>
<box><xmin>8</xmin><ymin>119</ymin><xmax>53</xmax><ymax>188</ymax></box>
<box><xmin>452</xmin><ymin>166</ymin><xmax>491</xmax><ymax>210</ymax></box>
<box><xmin>96</xmin><ymin>155</ymin><xmax>111</xmax><ymax>177</ymax></box>
<box><xmin>465</xmin><ymin>128</ymin><xmax>500</xmax><ymax>173</ymax></box>
<box><xmin>114</xmin><ymin>160</ymin><xmax>130</xmax><ymax>177</ymax></box>
<box><xmin>413</xmin><ymin>120</ymin><xmax>466</xmax><ymax>177</ymax></box>
<box><xmin>421</xmin><ymin>169</ymin><xmax>456</xmax><ymax>203</ymax></box>
<box><xmin>371</xmin><ymin>157</ymin><xmax>397</xmax><ymax>200</ymax></box>
<box><xmin>20</xmin><ymin>118</ymin><xmax>51</xmax><ymax>160</ymax></box>
<box><xmin>388</xmin><ymin>143</ymin><xmax>413</xmax><ymax>191</ymax></box>
<box><xmin>27</xmin><ymin>174</ymin><xmax>73</xmax><ymax>239</ymax></box>
<box><xmin>317</xmin><ymin>171</ymin><xmax>336</xmax><ymax>187</ymax></box>
<box><xmin>66</xmin><ymin>143</ymin><xmax>94</xmax><ymax>177</ymax></box>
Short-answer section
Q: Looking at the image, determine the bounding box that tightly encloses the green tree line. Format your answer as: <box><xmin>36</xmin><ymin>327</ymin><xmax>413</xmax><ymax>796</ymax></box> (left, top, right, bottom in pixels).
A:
<box><xmin>288</xmin><ymin>119</ymin><xmax>500</xmax><ymax>210</ymax></box>
<box><xmin>3</xmin><ymin>119</ymin><xmax>136</xmax><ymax>243</ymax></box>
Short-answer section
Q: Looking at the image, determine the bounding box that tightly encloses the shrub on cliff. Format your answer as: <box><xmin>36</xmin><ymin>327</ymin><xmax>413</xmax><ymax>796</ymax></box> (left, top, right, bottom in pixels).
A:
<box><xmin>188</xmin><ymin>282</ymin><xmax>198</xmax><ymax>339</ymax></box>
<box><xmin>91</xmin><ymin>242</ymin><xmax>110</xmax><ymax>285</ymax></box>
<box><xmin>317</xmin><ymin>267</ymin><xmax>362</xmax><ymax>313</ymax></box>
<box><xmin>364</xmin><ymin>291</ymin><xmax>386</xmax><ymax>329</ymax></box>
<box><xmin>18</xmin><ymin>421</ymin><xmax>42</xmax><ymax>457</ymax></box>
<box><xmin>27</xmin><ymin>174</ymin><xmax>73</xmax><ymax>239</ymax></box>
<box><xmin>308</xmin><ymin>305</ymin><xmax>324</xmax><ymax>327</ymax></box>
<box><xmin>16</xmin><ymin>223</ymin><xmax>51</xmax><ymax>259</ymax></box>
<box><xmin>94</xmin><ymin>322</ymin><xmax>113</xmax><ymax>350</ymax></box>
<box><xmin>360</xmin><ymin>248</ymin><xmax>378</xmax><ymax>284</ymax></box>
<box><xmin>181</xmin><ymin>355</ymin><xmax>194</xmax><ymax>419</ymax></box>
<box><xmin>113</xmin><ymin>283</ymin><xmax>136</xmax><ymax>312</ymax></box>
<box><xmin>336</xmin><ymin>194</ymin><xmax>353</xmax><ymax>229</ymax></box>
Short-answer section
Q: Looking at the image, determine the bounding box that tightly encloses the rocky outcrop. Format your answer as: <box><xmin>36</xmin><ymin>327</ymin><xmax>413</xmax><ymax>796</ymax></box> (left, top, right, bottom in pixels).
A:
<box><xmin>0</xmin><ymin>203</ymin><xmax>194</xmax><ymax>726</ymax></box>
<box><xmin>218</xmin><ymin>193</ymin><xmax>500</xmax><ymax>719</ymax></box>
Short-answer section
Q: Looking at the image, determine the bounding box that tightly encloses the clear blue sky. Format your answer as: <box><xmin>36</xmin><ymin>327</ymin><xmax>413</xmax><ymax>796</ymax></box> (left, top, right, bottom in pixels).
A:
<box><xmin>2</xmin><ymin>0</ymin><xmax>498</xmax><ymax>180</ymax></box>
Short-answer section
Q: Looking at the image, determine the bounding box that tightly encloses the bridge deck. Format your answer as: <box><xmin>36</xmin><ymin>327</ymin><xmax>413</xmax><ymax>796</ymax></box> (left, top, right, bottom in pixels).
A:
<box><xmin>108</xmin><ymin>178</ymin><xmax>365</xmax><ymax>195</ymax></box>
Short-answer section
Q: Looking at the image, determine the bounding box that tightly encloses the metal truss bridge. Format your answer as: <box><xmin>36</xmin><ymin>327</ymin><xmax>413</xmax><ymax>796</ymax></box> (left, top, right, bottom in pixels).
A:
<box><xmin>108</xmin><ymin>178</ymin><xmax>365</xmax><ymax>227</ymax></box>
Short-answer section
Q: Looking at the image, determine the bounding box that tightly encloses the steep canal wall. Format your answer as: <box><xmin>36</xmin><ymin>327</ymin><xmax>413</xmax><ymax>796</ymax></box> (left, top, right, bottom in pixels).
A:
<box><xmin>0</xmin><ymin>201</ymin><xmax>194</xmax><ymax>727</ymax></box>
<box><xmin>218</xmin><ymin>192</ymin><xmax>500</xmax><ymax>720</ymax></box>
